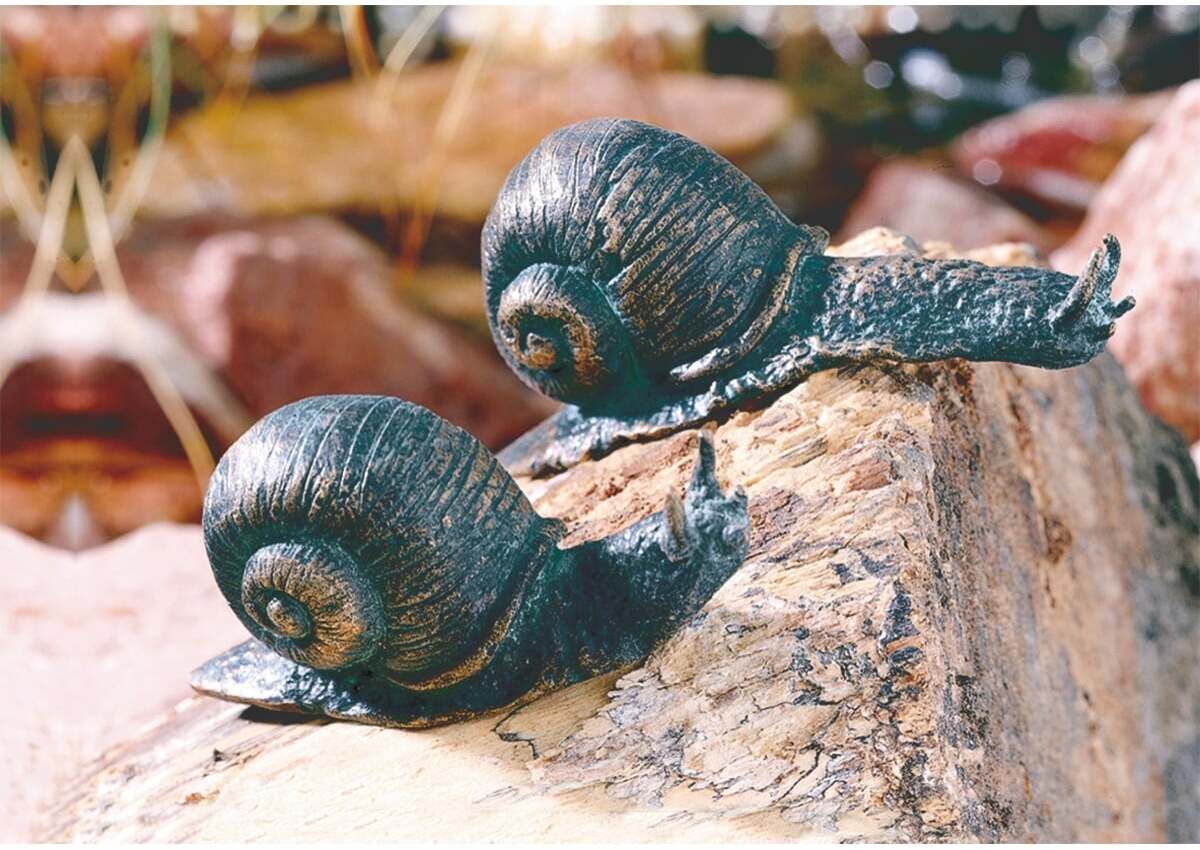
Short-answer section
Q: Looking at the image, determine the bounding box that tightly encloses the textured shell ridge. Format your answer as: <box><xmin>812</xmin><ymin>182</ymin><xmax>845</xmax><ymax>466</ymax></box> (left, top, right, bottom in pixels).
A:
<box><xmin>202</xmin><ymin>394</ymin><xmax>555</xmax><ymax>680</ymax></box>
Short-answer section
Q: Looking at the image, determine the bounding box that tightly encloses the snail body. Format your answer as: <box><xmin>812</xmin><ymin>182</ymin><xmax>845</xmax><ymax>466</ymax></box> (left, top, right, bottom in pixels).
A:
<box><xmin>484</xmin><ymin>118</ymin><xmax>1134</xmax><ymax>476</ymax></box>
<box><xmin>192</xmin><ymin>395</ymin><xmax>747</xmax><ymax>728</ymax></box>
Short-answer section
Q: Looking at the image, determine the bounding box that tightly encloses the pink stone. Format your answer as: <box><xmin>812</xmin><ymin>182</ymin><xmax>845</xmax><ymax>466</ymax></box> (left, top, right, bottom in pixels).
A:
<box><xmin>953</xmin><ymin>90</ymin><xmax>1173</xmax><ymax>212</ymax></box>
<box><xmin>1052</xmin><ymin>82</ymin><xmax>1200</xmax><ymax>443</ymax></box>
<box><xmin>838</xmin><ymin>159</ymin><xmax>1052</xmax><ymax>251</ymax></box>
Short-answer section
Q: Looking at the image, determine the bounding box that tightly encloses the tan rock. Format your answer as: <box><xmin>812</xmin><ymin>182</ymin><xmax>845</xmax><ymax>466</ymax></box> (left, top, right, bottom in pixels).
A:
<box><xmin>1051</xmin><ymin>81</ymin><xmax>1200</xmax><ymax>443</ymax></box>
<box><xmin>110</xmin><ymin>215</ymin><xmax>553</xmax><ymax>448</ymax></box>
<box><xmin>141</xmin><ymin>63</ymin><xmax>795</xmax><ymax>223</ymax></box>
<box><xmin>838</xmin><ymin>159</ymin><xmax>1052</xmax><ymax>251</ymax></box>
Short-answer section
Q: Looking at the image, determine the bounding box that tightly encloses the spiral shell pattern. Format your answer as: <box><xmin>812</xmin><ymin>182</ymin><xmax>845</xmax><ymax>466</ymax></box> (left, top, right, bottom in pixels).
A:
<box><xmin>203</xmin><ymin>395</ymin><xmax>558</xmax><ymax>682</ymax></box>
<box><xmin>495</xmin><ymin>263</ymin><xmax>637</xmax><ymax>405</ymax></box>
<box><xmin>239</xmin><ymin>540</ymin><xmax>384</xmax><ymax>670</ymax></box>
<box><xmin>483</xmin><ymin>117</ymin><xmax>827</xmax><ymax>408</ymax></box>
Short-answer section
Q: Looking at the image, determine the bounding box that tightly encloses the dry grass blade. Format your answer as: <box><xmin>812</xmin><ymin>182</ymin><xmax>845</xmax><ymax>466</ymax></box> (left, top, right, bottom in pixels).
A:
<box><xmin>0</xmin><ymin>64</ymin><xmax>46</xmax><ymax>240</ymax></box>
<box><xmin>0</xmin><ymin>46</ymin><xmax>44</xmax><ymax>184</ymax></box>
<box><xmin>398</xmin><ymin>26</ymin><xmax>497</xmax><ymax>274</ymax></box>
<box><xmin>267</xmin><ymin>5</ymin><xmax>321</xmax><ymax>36</ymax></box>
<box><xmin>0</xmin><ymin>146</ymin><xmax>76</xmax><ymax>388</ymax></box>
<box><xmin>0</xmin><ymin>136</ymin><xmax>40</xmax><ymax>239</ymax></box>
<box><xmin>369</xmin><ymin>4</ymin><xmax>444</xmax><ymax>253</ymax></box>
<box><xmin>108</xmin><ymin>13</ymin><xmax>172</xmax><ymax>241</ymax></box>
<box><xmin>339</xmin><ymin>5</ymin><xmax>379</xmax><ymax>79</ymax></box>
<box><xmin>211</xmin><ymin>6</ymin><xmax>265</xmax><ymax>113</ymax></box>
<box><xmin>14</xmin><ymin>143</ymin><xmax>75</xmax><ymax>305</ymax></box>
<box><xmin>370</xmin><ymin>4</ymin><xmax>444</xmax><ymax>124</ymax></box>
<box><xmin>69</xmin><ymin>137</ymin><xmax>217</xmax><ymax>486</ymax></box>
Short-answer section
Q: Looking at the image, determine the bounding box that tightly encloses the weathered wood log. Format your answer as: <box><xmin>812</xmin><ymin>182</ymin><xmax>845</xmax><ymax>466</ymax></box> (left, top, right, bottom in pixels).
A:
<box><xmin>41</xmin><ymin>235</ymin><xmax>1200</xmax><ymax>842</ymax></box>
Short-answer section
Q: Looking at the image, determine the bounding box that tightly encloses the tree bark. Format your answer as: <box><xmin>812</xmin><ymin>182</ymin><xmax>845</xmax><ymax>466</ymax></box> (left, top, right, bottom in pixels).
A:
<box><xmin>44</xmin><ymin>235</ymin><xmax>1200</xmax><ymax>842</ymax></box>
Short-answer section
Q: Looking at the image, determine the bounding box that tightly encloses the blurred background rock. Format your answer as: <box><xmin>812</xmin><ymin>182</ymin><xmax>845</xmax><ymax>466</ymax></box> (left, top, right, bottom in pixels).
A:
<box><xmin>0</xmin><ymin>5</ymin><xmax>1197</xmax><ymax>549</ymax></box>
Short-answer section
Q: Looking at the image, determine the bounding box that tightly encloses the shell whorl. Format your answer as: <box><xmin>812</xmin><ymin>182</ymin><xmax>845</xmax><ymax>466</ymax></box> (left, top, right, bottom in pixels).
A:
<box><xmin>495</xmin><ymin>263</ymin><xmax>639</xmax><ymax>405</ymax></box>
<box><xmin>203</xmin><ymin>395</ymin><xmax>559</xmax><ymax>683</ymax></box>
<box><xmin>482</xmin><ymin>117</ymin><xmax>828</xmax><ymax>410</ymax></box>
<box><xmin>239</xmin><ymin>540</ymin><xmax>384</xmax><ymax>670</ymax></box>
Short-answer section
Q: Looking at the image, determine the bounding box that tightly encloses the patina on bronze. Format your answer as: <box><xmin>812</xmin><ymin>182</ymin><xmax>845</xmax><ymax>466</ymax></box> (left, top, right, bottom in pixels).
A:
<box><xmin>486</xmin><ymin>118</ymin><xmax>1135</xmax><ymax>476</ymax></box>
<box><xmin>191</xmin><ymin>395</ymin><xmax>747</xmax><ymax>728</ymax></box>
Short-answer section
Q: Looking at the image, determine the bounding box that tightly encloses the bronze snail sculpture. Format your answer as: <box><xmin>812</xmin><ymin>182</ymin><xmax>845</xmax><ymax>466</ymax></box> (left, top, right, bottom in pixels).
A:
<box><xmin>194</xmin><ymin>118</ymin><xmax>1132</xmax><ymax>728</ymax></box>
<box><xmin>192</xmin><ymin>395</ymin><xmax>747</xmax><ymax>728</ymax></box>
<box><xmin>485</xmin><ymin>118</ymin><xmax>1133</xmax><ymax>476</ymax></box>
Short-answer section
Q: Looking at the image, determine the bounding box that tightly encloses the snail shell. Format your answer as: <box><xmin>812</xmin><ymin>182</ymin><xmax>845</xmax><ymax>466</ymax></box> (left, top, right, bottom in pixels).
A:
<box><xmin>485</xmin><ymin>119</ymin><xmax>1132</xmax><ymax>477</ymax></box>
<box><xmin>194</xmin><ymin>394</ymin><xmax>749</xmax><ymax>727</ymax></box>
<box><xmin>482</xmin><ymin>117</ymin><xmax>828</xmax><ymax>411</ymax></box>
<box><xmin>202</xmin><ymin>395</ymin><xmax>558</xmax><ymax>685</ymax></box>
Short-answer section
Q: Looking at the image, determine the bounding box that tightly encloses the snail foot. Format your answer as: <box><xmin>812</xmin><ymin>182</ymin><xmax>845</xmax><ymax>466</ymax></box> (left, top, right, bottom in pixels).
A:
<box><xmin>499</xmin><ymin>360</ymin><xmax>820</xmax><ymax>479</ymax></box>
<box><xmin>191</xmin><ymin>638</ymin><xmax>336</xmax><ymax>717</ymax></box>
<box><xmin>191</xmin><ymin>639</ymin><xmax>444</xmax><ymax>729</ymax></box>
